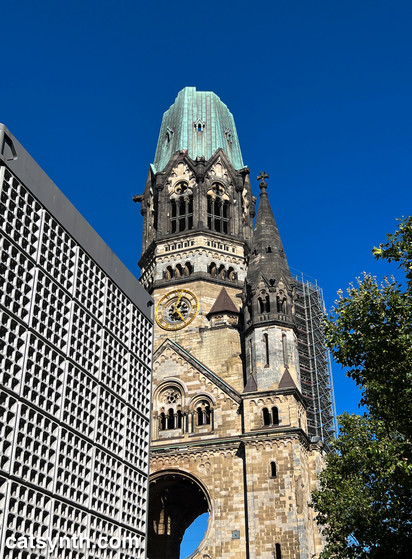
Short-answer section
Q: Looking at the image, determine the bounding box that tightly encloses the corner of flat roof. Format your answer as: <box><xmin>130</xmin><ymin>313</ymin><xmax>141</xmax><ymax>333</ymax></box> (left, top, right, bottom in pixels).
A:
<box><xmin>0</xmin><ymin>125</ymin><xmax>154</xmax><ymax>322</ymax></box>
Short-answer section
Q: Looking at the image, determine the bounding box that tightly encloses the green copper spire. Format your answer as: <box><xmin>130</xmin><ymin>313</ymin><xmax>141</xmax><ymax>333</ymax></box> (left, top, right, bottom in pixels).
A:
<box><xmin>152</xmin><ymin>87</ymin><xmax>244</xmax><ymax>172</ymax></box>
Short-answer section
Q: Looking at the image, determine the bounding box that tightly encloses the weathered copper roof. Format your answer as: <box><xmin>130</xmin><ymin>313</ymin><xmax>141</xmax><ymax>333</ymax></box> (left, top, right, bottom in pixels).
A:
<box><xmin>152</xmin><ymin>87</ymin><xmax>244</xmax><ymax>172</ymax></box>
<box><xmin>208</xmin><ymin>287</ymin><xmax>239</xmax><ymax>315</ymax></box>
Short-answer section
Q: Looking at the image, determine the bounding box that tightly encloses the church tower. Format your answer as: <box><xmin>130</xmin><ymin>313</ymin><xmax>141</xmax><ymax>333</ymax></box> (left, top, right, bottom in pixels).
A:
<box><xmin>242</xmin><ymin>172</ymin><xmax>300</xmax><ymax>394</ymax></box>
<box><xmin>135</xmin><ymin>87</ymin><xmax>325</xmax><ymax>559</ymax></box>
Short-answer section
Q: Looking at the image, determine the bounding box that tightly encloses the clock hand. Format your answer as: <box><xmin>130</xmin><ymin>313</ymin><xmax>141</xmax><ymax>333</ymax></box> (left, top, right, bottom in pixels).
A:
<box><xmin>174</xmin><ymin>306</ymin><xmax>186</xmax><ymax>321</ymax></box>
<box><xmin>177</xmin><ymin>290</ymin><xmax>184</xmax><ymax>303</ymax></box>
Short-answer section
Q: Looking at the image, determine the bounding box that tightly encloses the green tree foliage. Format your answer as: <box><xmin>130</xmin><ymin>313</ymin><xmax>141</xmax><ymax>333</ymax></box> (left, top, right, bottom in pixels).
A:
<box><xmin>312</xmin><ymin>217</ymin><xmax>412</xmax><ymax>558</ymax></box>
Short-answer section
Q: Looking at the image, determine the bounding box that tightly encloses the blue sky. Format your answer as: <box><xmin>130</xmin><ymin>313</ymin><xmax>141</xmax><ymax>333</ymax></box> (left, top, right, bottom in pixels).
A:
<box><xmin>2</xmin><ymin>1</ymin><xmax>411</xmax><ymax>554</ymax></box>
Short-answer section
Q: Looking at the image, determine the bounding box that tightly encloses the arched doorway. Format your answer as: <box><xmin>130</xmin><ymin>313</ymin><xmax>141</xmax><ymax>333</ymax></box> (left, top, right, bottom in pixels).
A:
<box><xmin>148</xmin><ymin>470</ymin><xmax>211</xmax><ymax>559</ymax></box>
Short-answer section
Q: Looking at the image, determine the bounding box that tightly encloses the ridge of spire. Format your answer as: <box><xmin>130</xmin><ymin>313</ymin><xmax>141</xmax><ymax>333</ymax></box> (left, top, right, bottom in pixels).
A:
<box><xmin>246</xmin><ymin>173</ymin><xmax>291</xmax><ymax>286</ymax></box>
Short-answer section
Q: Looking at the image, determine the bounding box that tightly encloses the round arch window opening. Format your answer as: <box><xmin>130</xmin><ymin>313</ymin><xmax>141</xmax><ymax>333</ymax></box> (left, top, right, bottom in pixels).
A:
<box><xmin>148</xmin><ymin>471</ymin><xmax>211</xmax><ymax>559</ymax></box>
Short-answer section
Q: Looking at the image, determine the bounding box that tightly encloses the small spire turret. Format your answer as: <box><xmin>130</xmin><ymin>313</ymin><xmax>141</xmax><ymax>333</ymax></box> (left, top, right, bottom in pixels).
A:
<box><xmin>246</xmin><ymin>173</ymin><xmax>292</xmax><ymax>290</ymax></box>
<box><xmin>241</xmin><ymin>173</ymin><xmax>301</xmax><ymax>394</ymax></box>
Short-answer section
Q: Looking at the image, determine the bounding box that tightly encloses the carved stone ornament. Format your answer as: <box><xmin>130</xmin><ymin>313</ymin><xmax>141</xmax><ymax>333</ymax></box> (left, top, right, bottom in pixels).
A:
<box><xmin>209</xmin><ymin>158</ymin><xmax>230</xmax><ymax>181</ymax></box>
<box><xmin>169</xmin><ymin>181</ymin><xmax>193</xmax><ymax>200</ymax></box>
<box><xmin>207</xmin><ymin>182</ymin><xmax>230</xmax><ymax>202</ymax></box>
<box><xmin>242</xmin><ymin>186</ymin><xmax>250</xmax><ymax>218</ymax></box>
<box><xmin>162</xmin><ymin>389</ymin><xmax>181</xmax><ymax>405</ymax></box>
<box><xmin>167</xmin><ymin>161</ymin><xmax>196</xmax><ymax>193</ymax></box>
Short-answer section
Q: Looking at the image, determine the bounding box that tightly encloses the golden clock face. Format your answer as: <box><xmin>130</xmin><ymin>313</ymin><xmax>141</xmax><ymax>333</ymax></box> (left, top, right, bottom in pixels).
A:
<box><xmin>155</xmin><ymin>289</ymin><xmax>199</xmax><ymax>331</ymax></box>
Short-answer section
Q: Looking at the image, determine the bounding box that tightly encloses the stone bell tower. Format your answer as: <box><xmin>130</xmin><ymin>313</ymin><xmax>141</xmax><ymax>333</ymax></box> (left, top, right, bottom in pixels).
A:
<box><xmin>242</xmin><ymin>172</ymin><xmax>300</xmax><ymax>394</ymax></box>
<box><xmin>134</xmin><ymin>87</ymin><xmax>325</xmax><ymax>559</ymax></box>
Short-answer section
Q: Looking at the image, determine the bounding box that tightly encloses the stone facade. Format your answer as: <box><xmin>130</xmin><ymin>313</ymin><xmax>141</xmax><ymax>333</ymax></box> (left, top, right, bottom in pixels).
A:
<box><xmin>136</xmin><ymin>88</ymin><xmax>325</xmax><ymax>559</ymax></box>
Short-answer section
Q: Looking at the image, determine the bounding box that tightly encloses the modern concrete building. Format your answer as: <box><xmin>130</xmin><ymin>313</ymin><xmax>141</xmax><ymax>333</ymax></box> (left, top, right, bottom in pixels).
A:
<box><xmin>136</xmin><ymin>87</ymin><xmax>336</xmax><ymax>559</ymax></box>
<box><xmin>0</xmin><ymin>124</ymin><xmax>153</xmax><ymax>558</ymax></box>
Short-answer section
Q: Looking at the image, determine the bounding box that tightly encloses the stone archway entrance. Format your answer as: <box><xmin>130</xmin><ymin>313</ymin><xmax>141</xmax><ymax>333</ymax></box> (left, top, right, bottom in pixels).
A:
<box><xmin>147</xmin><ymin>470</ymin><xmax>211</xmax><ymax>559</ymax></box>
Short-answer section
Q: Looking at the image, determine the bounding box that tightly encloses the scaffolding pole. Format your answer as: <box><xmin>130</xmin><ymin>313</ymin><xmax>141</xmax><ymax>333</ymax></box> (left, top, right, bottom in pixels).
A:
<box><xmin>291</xmin><ymin>269</ymin><xmax>337</xmax><ymax>451</ymax></box>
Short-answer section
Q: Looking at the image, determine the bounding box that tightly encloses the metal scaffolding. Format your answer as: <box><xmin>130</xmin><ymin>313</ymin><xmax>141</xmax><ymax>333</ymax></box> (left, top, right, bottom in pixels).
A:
<box><xmin>292</xmin><ymin>270</ymin><xmax>337</xmax><ymax>451</ymax></box>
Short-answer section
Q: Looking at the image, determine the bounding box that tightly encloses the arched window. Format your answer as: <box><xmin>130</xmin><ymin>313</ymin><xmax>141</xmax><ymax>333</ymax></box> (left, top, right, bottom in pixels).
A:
<box><xmin>218</xmin><ymin>264</ymin><xmax>226</xmax><ymax>279</ymax></box>
<box><xmin>209</xmin><ymin>262</ymin><xmax>217</xmax><ymax>277</ymax></box>
<box><xmin>272</xmin><ymin>406</ymin><xmax>279</xmax><ymax>425</ymax></box>
<box><xmin>263</xmin><ymin>333</ymin><xmax>270</xmax><ymax>367</ymax></box>
<box><xmin>195</xmin><ymin>120</ymin><xmax>204</xmax><ymax>133</ymax></box>
<box><xmin>194</xmin><ymin>400</ymin><xmax>213</xmax><ymax>428</ymax></box>
<box><xmin>277</xmin><ymin>296</ymin><xmax>287</xmax><ymax>314</ymax></box>
<box><xmin>152</xmin><ymin>191</ymin><xmax>159</xmax><ymax>231</ymax></box>
<box><xmin>198</xmin><ymin>404</ymin><xmax>211</xmax><ymax>425</ymax></box>
<box><xmin>164</xmin><ymin>266</ymin><xmax>173</xmax><ymax>280</ymax></box>
<box><xmin>165</xmin><ymin>127</ymin><xmax>173</xmax><ymax>143</ymax></box>
<box><xmin>174</xmin><ymin>264</ymin><xmax>182</xmax><ymax>278</ymax></box>
<box><xmin>282</xmin><ymin>333</ymin><xmax>288</xmax><ymax>366</ymax></box>
<box><xmin>270</xmin><ymin>461</ymin><xmax>277</xmax><ymax>478</ymax></box>
<box><xmin>183</xmin><ymin>262</ymin><xmax>192</xmax><ymax>277</ymax></box>
<box><xmin>197</xmin><ymin>407</ymin><xmax>203</xmax><ymax>426</ymax></box>
<box><xmin>204</xmin><ymin>404</ymin><xmax>211</xmax><ymax>425</ymax></box>
<box><xmin>275</xmin><ymin>543</ymin><xmax>282</xmax><ymax>559</ymax></box>
<box><xmin>177</xmin><ymin>410</ymin><xmax>183</xmax><ymax>429</ymax></box>
<box><xmin>157</xmin><ymin>386</ymin><xmax>183</xmax><ymax>433</ymax></box>
<box><xmin>207</xmin><ymin>183</ymin><xmax>230</xmax><ymax>234</ymax></box>
<box><xmin>259</xmin><ymin>295</ymin><xmax>270</xmax><ymax>313</ymax></box>
<box><xmin>262</xmin><ymin>407</ymin><xmax>271</xmax><ymax>426</ymax></box>
<box><xmin>248</xmin><ymin>339</ymin><xmax>253</xmax><ymax>373</ymax></box>
<box><xmin>228</xmin><ymin>267</ymin><xmax>236</xmax><ymax>281</ymax></box>
<box><xmin>170</xmin><ymin>183</ymin><xmax>193</xmax><ymax>233</ymax></box>
<box><xmin>167</xmin><ymin>408</ymin><xmax>175</xmax><ymax>429</ymax></box>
